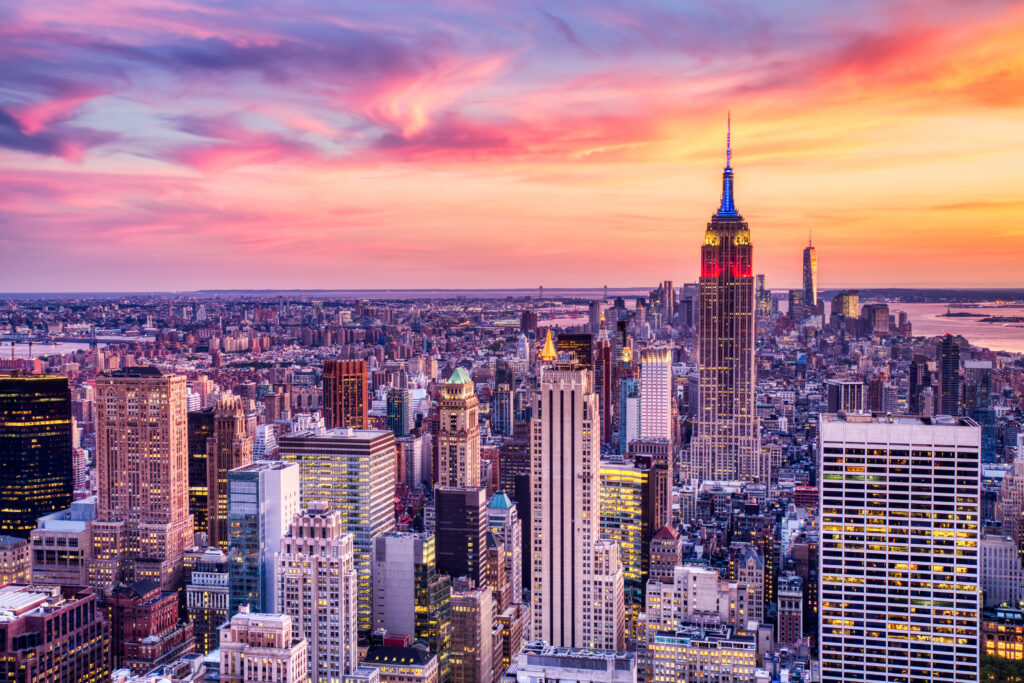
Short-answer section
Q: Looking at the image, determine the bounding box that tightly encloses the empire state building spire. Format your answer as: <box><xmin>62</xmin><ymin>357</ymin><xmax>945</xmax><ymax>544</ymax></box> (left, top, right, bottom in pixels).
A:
<box><xmin>717</xmin><ymin>113</ymin><xmax>740</xmax><ymax>218</ymax></box>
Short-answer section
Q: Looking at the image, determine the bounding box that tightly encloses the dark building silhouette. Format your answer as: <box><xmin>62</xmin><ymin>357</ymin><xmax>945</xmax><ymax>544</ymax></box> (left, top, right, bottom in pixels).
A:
<box><xmin>435</xmin><ymin>486</ymin><xmax>488</xmax><ymax>587</ymax></box>
<box><xmin>0</xmin><ymin>374</ymin><xmax>73</xmax><ymax>538</ymax></box>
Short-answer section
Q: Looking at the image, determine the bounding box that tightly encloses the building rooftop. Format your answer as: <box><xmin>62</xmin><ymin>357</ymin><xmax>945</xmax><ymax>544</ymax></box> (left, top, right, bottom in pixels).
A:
<box><xmin>0</xmin><ymin>535</ymin><xmax>27</xmax><ymax>548</ymax></box>
<box><xmin>283</xmin><ymin>427</ymin><xmax>392</xmax><ymax>441</ymax></box>
<box><xmin>446</xmin><ymin>367</ymin><xmax>472</xmax><ymax>385</ymax></box>
<box><xmin>821</xmin><ymin>413</ymin><xmax>979</xmax><ymax>427</ymax></box>
<box><xmin>364</xmin><ymin>645</ymin><xmax>435</xmax><ymax>667</ymax></box>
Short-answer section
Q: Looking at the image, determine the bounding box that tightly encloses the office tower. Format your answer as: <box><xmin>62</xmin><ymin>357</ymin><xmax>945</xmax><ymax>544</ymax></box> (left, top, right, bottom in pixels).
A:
<box><xmin>530</xmin><ymin>363</ymin><xmax>602</xmax><ymax>647</ymax></box>
<box><xmin>398</xmin><ymin>434</ymin><xmax>426</xmax><ymax>489</ymax></box>
<box><xmin>908</xmin><ymin>355</ymin><xmax>933</xmax><ymax>415</ymax></box>
<box><xmin>253</xmin><ymin>423</ymin><xmax>278</xmax><ymax>459</ymax></box>
<box><xmin>803</xmin><ymin>233</ymin><xmax>817</xmax><ymax>309</ymax></box>
<box><xmin>219</xmin><ymin>609</ymin><xmax>309</xmax><ymax>683</ymax></box>
<box><xmin>831</xmin><ymin>290</ymin><xmax>859</xmax><ymax>319</ymax></box>
<box><xmin>512</xmin><ymin>643</ymin><xmax>637</xmax><ymax>683</ymax></box>
<box><xmin>733</xmin><ymin>548</ymin><xmax>764</xmax><ymax>625</ymax></box>
<box><xmin>556</xmin><ymin>333</ymin><xmax>594</xmax><ymax>370</ymax></box>
<box><xmin>593</xmin><ymin>339</ymin><xmax>614</xmax><ymax>447</ymax></box>
<box><xmin>826</xmin><ymin>380</ymin><xmax>866</xmax><ymax>414</ymax></box>
<box><xmin>371</xmin><ymin>532</ymin><xmax>452</xmax><ymax>682</ymax></box>
<box><xmin>777</xmin><ymin>573</ymin><xmax>803</xmax><ymax>646</ymax></box>
<box><xmin>487</xmin><ymin>492</ymin><xmax>522</xmax><ymax>605</ymax></box>
<box><xmin>860</xmin><ymin>303</ymin><xmax>891</xmax><ymax>336</ymax></box>
<box><xmin>964</xmin><ymin>361</ymin><xmax>996</xmax><ymax>461</ymax></box>
<box><xmin>227</xmin><ymin>460</ymin><xmax>300</xmax><ymax>615</ymax></box>
<box><xmin>755</xmin><ymin>274</ymin><xmax>771</xmax><ymax>319</ymax></box>
<box><xmin>589</xmin><ymin>301</ymin><xmax>603</xmax><ymax>335</ymax></box>
<box><xmin>639</xmin><ymin>348</ymin><xmax>673</xmax><ymax>443</ymax></box>
<box><xmin>324</xmin><ymin>359</ymin><xmax>368</xmax><ymax>429</ymax></box>
<box><xmin>187</xmin><ymin>407</ymin><xmax>216</xmax><ymax>536</ymax></box>
<box><xmin>588</xmin><ymin>540</ymin><xmax>626</xmax><ymax>650</ymax></box>
<box><xmin>649</xmin><ymin>526</ymin><xmax>683</xmax><ymax>582</ymax></box>
<box><xmin>819</xmin><ymin>414</ymin><xmax>981</xmax><ymax>682</ymax></box>
<box><xmin>435</xmin><ymin>487</ymin><xmax>488</xmax><ymax>587</ymax></box>
<box><xmin>0</xmin><ymin>374</ymin><xmax>73</xmax><ymax>538</ymax></box>
<box><xmin>29</xmin><ymin>497</ymin><xmax>95</xmax><ymax>586</ymax></box>
<box><xmin>208</xmin><ymin>395</ymin><xmax>253</xmax><ymax>550</ymax></box>
<box><xmin>438</xmin><ymin>369</ymin><xmax>481</xmax><ymax>488</ymax></box>
<box><xmin>619</xmin><ymin>372</ymin><xmax>640</xmax><ymax>455</ymax></box>
<box><xmin>388</xmin><ymin>388</ymin><xmax>414</xmax><ymax>438</ymax></box>
<box><xmin>186</xmin><ymin>547</ymin><xmax>229</xmax><ymax>654</ymax></box>
<box><xmin>980</xmin><ymin>533</ymin><xmax>1024</xmax><ymax>608</ymax></box>
<box><xmin>492</xmin><ymin>385</ymin><xmax>514</xmax><ymax>437</ymax></box>
<box><xmin>599</xmin><ymin>460</ymin><xmax>647</xmax><ymax>639</ymax></box>
<box><xmin>276</xmin><ymin>502</ymin><xmax>359</xmax><ymax>682</ymax></box>
<box><xmin>279</xmin><ymin>428</ymin><xmax>396</xmax><ymax>633</ymax></box>
<box><xmin>788</xmin><ymin>289</ymin><xmax>806</xmax><ymax>322</ymax></box>
<box><xmin>108</xmin><ymin>579</ymin><xmax>196</xmax><ymax>673</ymax></box>
<box><xmin>0</xmin><ymin>585</ymin><xmax>110</xmax><ymax>682</ymax></box>
<box><xmin>92</xmin><ymin>368</ymin><xmax>193</xmax><ymax>592</ymax></box>
<box><xmin>937</xmin><ymin>334</ymin><xmax>963</xmax><ymax>416</ymax></box>
<box><xmin>0</xmin><ymin>535</ymin><xmax>29</xmax><ymax>585</ymax></box>
<box><xmin>520</xmin><ymin>310</ymin><xmax>538</xmax><ymax>334</ymax></box>
<box><xmin>692</xmin><ymin>124</ymin><xmax>760</xmax><ymax>483</ymax></box>
<box><xmin>450</xmin><ymin>578</ymin><xmax>493</xmax><ymax>683</ymax></box>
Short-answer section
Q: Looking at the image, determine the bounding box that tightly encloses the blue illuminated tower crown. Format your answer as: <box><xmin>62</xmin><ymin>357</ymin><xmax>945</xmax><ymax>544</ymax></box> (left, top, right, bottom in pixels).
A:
<box><xmin>714</xmin><ymin>112</ymin><xmax>741</xmax><ymax>220</ymax></box>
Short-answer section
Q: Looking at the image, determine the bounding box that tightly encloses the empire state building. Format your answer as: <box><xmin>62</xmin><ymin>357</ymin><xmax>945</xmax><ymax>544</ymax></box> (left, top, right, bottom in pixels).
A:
<box><xmin>691</xmin><ymin>119</ymin><xmax>762</xmax><ymax>482</ymax></box>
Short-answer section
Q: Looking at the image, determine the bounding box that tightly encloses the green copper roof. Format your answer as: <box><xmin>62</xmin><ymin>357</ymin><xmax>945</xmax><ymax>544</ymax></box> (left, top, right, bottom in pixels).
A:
<box><xmin>489</xmin><ymin>491</ymin><xmax>513</xmax><ymax>509</ymax></box>
<box><xmin>447</xmin><ymin>367</ymin><xmax>472</xmax><ymax>384</ymax></box>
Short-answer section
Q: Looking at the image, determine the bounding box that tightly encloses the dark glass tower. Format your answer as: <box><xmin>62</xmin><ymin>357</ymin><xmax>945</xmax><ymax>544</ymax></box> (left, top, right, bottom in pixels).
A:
<box><xmin>691</xmin><ymin>118</ymin><xmax>761</xmax><ymax>482</ymax></box>
<box><xmin>0</xmin><ymin>374</ymin><xmax>73</xmax><ymax>537</ymax></box>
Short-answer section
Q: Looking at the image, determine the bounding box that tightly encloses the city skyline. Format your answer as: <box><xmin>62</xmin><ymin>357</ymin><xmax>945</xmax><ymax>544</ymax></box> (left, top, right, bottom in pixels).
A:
<box><xmin>2</xmin><ymin>1</ymin><xmax>1024</xmax><ymax>291</ymax></box>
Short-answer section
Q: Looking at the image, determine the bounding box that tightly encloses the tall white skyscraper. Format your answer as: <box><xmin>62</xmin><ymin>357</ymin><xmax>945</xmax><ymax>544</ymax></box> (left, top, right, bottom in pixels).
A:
<box><xmin>819</xmin><ymin>415</ymin><xmax>980</xmax><ymax>683</ymax></box>
<box><xmin>531</xmin><ymin>364</ymin><xmax>622</xmax><ymax>648</ymax></box>
<box><xmin>276</xmin><ymin>502</ymin><xmax>359</xmax><ymax>683</ymax></box>
<box><xmin>639</xmin><ymin>347</ymin><xmax>673</xmax><ymax>443</ymax></box>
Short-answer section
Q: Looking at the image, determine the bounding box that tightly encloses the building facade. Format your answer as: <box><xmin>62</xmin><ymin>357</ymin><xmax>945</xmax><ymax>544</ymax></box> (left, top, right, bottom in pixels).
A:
<box><xmin>324</xmin><ymin>360</ymin><xmax>369</xmax><ymax>429</ymax></box>
<box><xmin>276</xmin><ymin>502</ymin><xmax>359</xmax><ymax>683</ymax></box>
<box><xmin>279</xmin><ymin>428</ymin><xmax>396</xmax><ymax>633</ymax></box>
<box><xmin>0</xmin><ymin>374</ymin><xmax>73</xmax><ymax>538</ymax></box>
<box><xmin>691</xmin><ymin>128</ymin><xmax>761</xmax><ymax>483</ymax></box>
<box><xmin>92</xmin><ymin>368</ymin><xmax>194</xmax><ymax>592</ymax></box>
<box><xmin>819</xmin><ymin>415</ymin><xmax>981</xmax><ymax>682</ymax></box>
<box><xmin>437</xmin><ymin>369</ymin><xmax>481</xmax><ymax>489</ymax></box>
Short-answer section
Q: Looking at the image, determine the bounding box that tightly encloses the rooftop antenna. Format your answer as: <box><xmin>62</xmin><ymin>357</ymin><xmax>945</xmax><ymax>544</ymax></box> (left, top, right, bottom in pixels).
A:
<box><xmin>726</xmin><ymin>111</ymin><xmax>732</xmax><ymax>168</ymax></box>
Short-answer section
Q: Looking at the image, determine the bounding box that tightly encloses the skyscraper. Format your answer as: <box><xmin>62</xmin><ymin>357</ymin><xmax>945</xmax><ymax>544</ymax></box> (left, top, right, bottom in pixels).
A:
<box><xmin>227</xmin><ymin>460</ymin><xmax>300</xmax><ymax>615</ymax></box>
<box><xmin>531</xmin><ymin>363</ymin><xmax>617</xmax><ymax>647</ymax></box>
<box><xmin>487</xmin><ymin>492</ymin><xmax>523</xmax><ymax>605</ymax></box>
<box><xmin>691</xmin><ymin>119</ymin><xmax>761</xmax><ymax>482</ymax></box>
<box><xmin>92</xmin><ymin>367</ymin><xmax>194</xmax><ymax>592</ymax></box>
<box><xmin>387</xmin><ymin>388</ymin><xmax>414</xmax><ymax>438</ymax></box>
<box><xmin>371</xmin><ymin>532</ymin><xmax>452</xmax><ymax>682</ymax></box>
<box><xmin>435</xmin><ymin>486</ymin><xmax>488</xmax><ymax>587</ymax></box>
<box><xmin>937</xmin><ymin>333</ymin><xmax>963</xmax><ymax>416</ymax></box>
<box><xmin>0</xmin><ymin>374</ymin><xmax>73</xmax><ymax>538</ymax></box>
<box><xmin>279</xmin><ymin>428</ymin><xmax>396</xmax><ymax>633</ymax></box>
<box><xmin>187</xmin><ymin>407</ymin><xmax>215</xmax><ymax>536</ymax></box>
<box><xmin>323</xmin><ymin>359</ymin><xmax>368</xmax><ymax>429</ymax></box>
<box><xmin>555</xmin><ymin>333</ymin><xmax>594</xmax><ymax>370</ymax></box>
<box><xmin>208</xmin><ymin>394</ymin><xmax>253</xmax><ymax>550</ymax></box>
<box><xmin>638</xmin><ymin>347</ymin><xmax>673</xmax><ymax>444</ymax></box>
<box><xmin>819</xmin><ymin>414</ymin><xmax>980</xmax><ymax>682</ymax></box>
<box><xmin>438</xmin><ymin>369</ymin><xmax>481</xmax><ymax>488</ymax></box>
<box><xmin>276</xmin><ymin>502</ymin><xmax>359</xmax><ymax>682</ymax></box>
<box><xmin>802</xmin><ymin>230</ymin><xmax>817</xmax><ymax>309</ymax></box>
<box><xmin>449</xmin><ymin>578</ymin><xmax>493</xmax><ymax>683</ymax></box>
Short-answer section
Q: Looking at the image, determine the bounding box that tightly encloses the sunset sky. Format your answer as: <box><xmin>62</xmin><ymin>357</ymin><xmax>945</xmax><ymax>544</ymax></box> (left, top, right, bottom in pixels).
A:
<box><xmin>2</xmin><ymin>0</ymin><xmax>1023</xmax><ymax>292</ymax></box>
